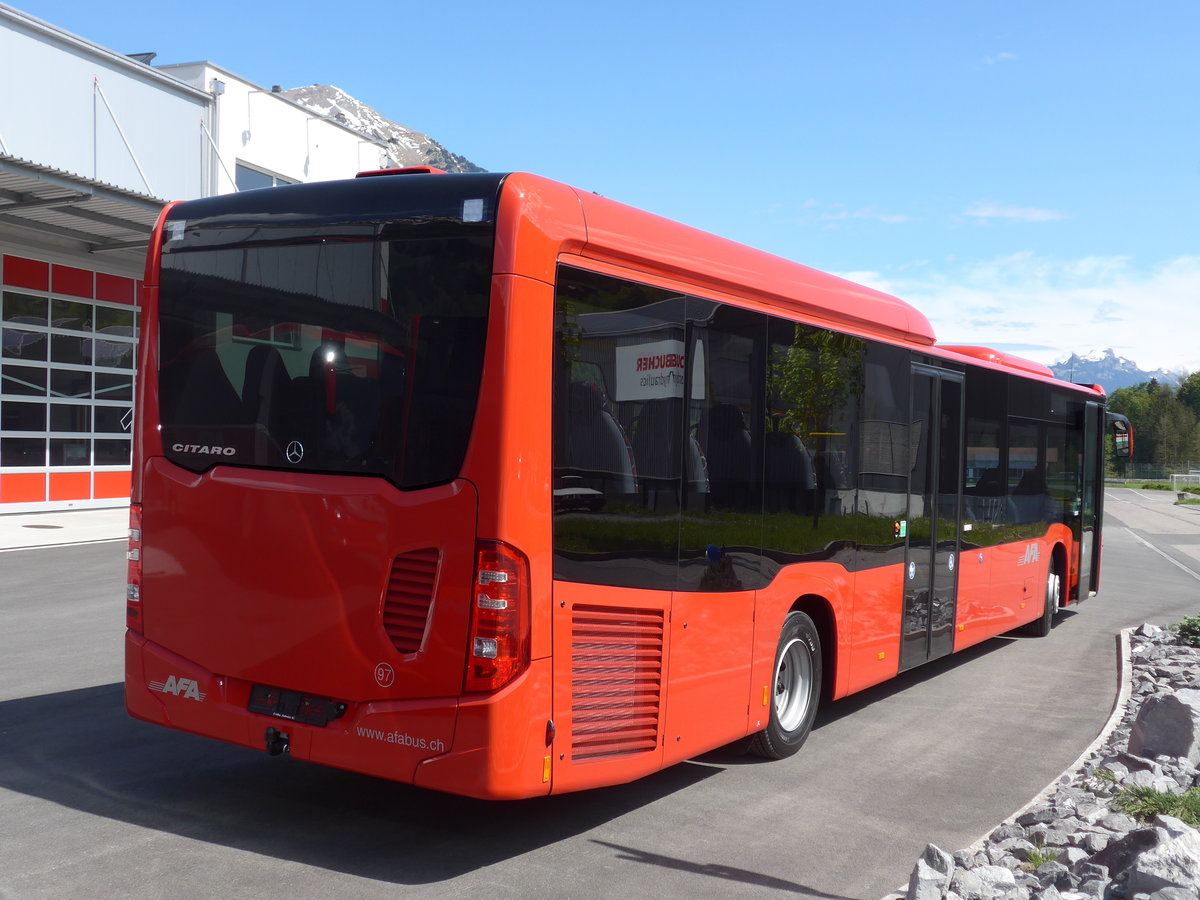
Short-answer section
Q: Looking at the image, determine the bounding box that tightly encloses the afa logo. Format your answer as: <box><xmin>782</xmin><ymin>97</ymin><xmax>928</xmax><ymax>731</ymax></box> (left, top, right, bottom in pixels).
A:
<box><xmin>1017</xmin><ymin>544</ymin><xmax>1041</xmax><ymax>567</ymax></box>
<box><xmin>149</xmin><ymin>674</ymin><xmax>207</xmax><ymax>702</ymax></box>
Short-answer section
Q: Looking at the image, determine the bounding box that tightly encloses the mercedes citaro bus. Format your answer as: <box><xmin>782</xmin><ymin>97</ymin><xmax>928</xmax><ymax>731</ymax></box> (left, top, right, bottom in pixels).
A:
<box><xmin>125</xmin><ymin>168</ymin><xmax>1132</xmax><ymax>799</ymax></box>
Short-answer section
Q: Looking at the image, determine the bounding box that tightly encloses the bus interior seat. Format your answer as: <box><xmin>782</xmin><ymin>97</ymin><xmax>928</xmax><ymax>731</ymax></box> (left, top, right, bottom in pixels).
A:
<box><xmin>564</xmin><ymin>381</ymin><xmax>636</xmax><ymax>496</ymax></box>
<box><xmin>630</xmin><ymin>400</ymin><xmax>683</xmax><ymax>509</ymax></box>
<box><xmin>160</xmin><ymin>346</ymin><xmax>244</xmax><ymax>427</ymax></box>
<box><xmin>241</xmin><ymin>344</ymin><xmax>292</xmax><ymax>436</ymax></box>
<box><xmin>277</xmin><ymin>346</ymin><xmax>381</xmax><ymax>464</ymax></box>
<box><xmin>973</xmin><ymin>467</ymin><xmax>1004</xmax><ymax>495</ymax></box>
<box><xmin>702</xmin><ymin>403</ymin><xmax>753</xmax><ymax>509</ymax></box>
<box><xmin>1011</xmin><ymin>469</ymin><xmax>1052</xmax><ymax>523</ymax></box>
<box><xmin>765</xmin><ymin>431</ymin><xmax>815</xmax><ymax>513</ymax></box>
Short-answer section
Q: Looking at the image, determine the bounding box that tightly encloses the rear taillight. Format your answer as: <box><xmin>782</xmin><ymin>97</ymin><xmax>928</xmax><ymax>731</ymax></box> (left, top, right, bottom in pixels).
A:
<box><xmin>464</xmin><ymin>541</ymin><xmax>530</xmax><ymax>693</ymax></box>
<box><xmin>126</xmin><ymin>504</ymin><xmax>143</xmax><ymax>633</ymax></box>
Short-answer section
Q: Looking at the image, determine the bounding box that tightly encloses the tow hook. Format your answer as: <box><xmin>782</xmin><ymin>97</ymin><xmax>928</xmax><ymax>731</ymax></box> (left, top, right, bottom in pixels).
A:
<box><xmin>264</xmin><ymin>726</ymin><xmax>290</xmax><ymax>756</ymax></box>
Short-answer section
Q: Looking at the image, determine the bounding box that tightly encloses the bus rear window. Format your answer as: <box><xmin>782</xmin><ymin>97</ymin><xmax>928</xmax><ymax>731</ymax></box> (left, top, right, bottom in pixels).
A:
<box><xmin>158</xmin><ymin>220</ymin><xmax>492</xmax><ymax>489</ymax></box>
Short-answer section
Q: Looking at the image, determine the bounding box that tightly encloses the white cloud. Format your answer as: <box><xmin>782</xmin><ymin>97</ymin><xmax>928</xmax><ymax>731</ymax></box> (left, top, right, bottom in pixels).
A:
<box><xmin>843</xmin><ymin>254</ymin><xmax>1200</xmax><ymax>372</ymax></box>
<box><xmin>983</xmin><ymin>52</ymin><xmax>1019</xmax><ymax>65</ymax></box>
<box><xmin>965</xmin><ymin>203</ymin><xmax>1066</xmax><ymax>223</ymax></box>
<box><xmin>820</xmin><ymin>208</ymin><xmax>913</xmax><ymax>224</ymax></box>
<box><xmin>755</xmin><ymin>200</ymin><xmax>912</xmax><ymax>227</ymax></box>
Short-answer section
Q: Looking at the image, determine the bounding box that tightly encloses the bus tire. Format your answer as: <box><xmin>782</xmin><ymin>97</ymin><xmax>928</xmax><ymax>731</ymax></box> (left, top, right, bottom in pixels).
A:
<box><xmin>1024</xmin><ymin>556</ymin><xmax>1061</xmax><ymax>637</ymax></box>
<box><xmin>749</xmin><ymin>611</ymin><xmax>822</xmax><ymax>759</ymax></box>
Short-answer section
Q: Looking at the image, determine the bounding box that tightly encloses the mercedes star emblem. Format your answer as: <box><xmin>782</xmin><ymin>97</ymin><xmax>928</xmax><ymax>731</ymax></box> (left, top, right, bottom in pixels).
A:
<box><xmin>285</xmin><ymin>441</ymin><xmax>305</xmax><ymax>464</ymax></box>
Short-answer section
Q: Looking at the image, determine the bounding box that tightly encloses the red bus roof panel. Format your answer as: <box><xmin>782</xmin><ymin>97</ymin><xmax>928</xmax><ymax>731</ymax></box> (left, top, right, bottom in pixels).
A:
<box><xmin>937</xmin><ymin>345</ymin><xmax>1056</xmax><ymax>378</ymax></box>
<box><xmin>569</xmin><ymin>187</ymin><xmax>937</xmax><ymax>347</ymax></box>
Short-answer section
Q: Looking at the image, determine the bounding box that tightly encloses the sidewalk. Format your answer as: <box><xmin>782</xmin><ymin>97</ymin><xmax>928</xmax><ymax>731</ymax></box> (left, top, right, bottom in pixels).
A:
<box><xmin>0</xmin><ymin>507</ymin><xmax>129</xmax><ymax>552</ymax></box>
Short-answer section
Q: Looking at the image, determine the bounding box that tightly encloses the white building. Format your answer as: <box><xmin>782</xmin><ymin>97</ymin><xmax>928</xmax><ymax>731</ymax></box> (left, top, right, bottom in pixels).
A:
<box><xmin>0</xmin><ymin>4</ymin><xmax>388</xmax><ymax>512</ymax></box>
<box><xmin>159</xmin><ymin>62</ymin><xmax>391</xmax><ymax>195</ymax></box>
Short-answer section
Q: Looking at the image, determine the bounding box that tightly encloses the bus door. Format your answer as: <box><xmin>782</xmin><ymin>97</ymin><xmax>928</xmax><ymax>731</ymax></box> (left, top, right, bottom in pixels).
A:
<box><xmin>900</xmin><ymin>366</ymin><xmax>964</xmax><ymax>672</ymax></box>
<box><xmin>1076</xmin><ymin>401</ymin><xmax>1103</xmax><ymax>600</ymax></box>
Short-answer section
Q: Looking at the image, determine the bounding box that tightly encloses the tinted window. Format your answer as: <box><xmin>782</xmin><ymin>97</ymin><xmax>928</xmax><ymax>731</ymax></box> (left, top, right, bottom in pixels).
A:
<box><xmin>962</xmin><ymin>366</ymin><xmax>1010</xmax><ymax>546</ymax></box>
<box><xmin>553</xmin><ymin>266</ymin><xmax>868</xmax><ymax>590</ymax></box>
<box><xmin>680</xmin><ymin>302</ymin><xmax>767</xmax><ymax>590</ymax></box>
<box><xmin>552</xmin><ymin>267</ymin><xmax>683</xmax><ymax>589</ymax></box>
<box><xmin>856</xmin><ymin>343</ymin><xmax>907</xmax><ymax>565</ymax></box>
<box><xmin>158</xmin><ymin>180</ymin><xmax>498</xmax><ymax>489</ymax></box>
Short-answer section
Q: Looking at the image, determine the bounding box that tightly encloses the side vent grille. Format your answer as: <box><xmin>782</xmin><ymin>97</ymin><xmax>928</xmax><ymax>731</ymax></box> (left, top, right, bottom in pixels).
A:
<box><xmin>571</xmin><ymin>604</ymin><xmax>664</xmax><ymax>761</ymax></box>
<box><xmin>382</xmin><ymin>549</ymin><xmax>440</xmax><ymax>654</ymax></box>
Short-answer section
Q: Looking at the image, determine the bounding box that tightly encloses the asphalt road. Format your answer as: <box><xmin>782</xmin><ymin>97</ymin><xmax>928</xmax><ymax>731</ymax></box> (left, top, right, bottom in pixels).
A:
<box><xmin>1</xmin><ymin>489</ymin><xmax>1197</xmax><ymax>900</ymax></box>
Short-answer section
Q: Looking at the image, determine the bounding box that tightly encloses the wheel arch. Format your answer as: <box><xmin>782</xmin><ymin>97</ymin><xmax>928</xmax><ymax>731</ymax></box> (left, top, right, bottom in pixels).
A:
<box><xmin>1051</xmin><ymin>541</ymin><xmax>1068</xmax><ymax>608</ymax></box>
<box><xmin>788</xmin><ymin>593</ymin><xmax>837</xmax><ymax>704</ymax></box>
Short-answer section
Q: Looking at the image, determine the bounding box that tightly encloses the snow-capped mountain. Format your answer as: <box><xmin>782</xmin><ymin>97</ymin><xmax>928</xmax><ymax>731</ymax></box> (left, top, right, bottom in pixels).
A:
<box><xmin>1050</xmin><ymin>349</ymin><xmax>1177</xmax><ymax>392</ymax></box>
<box><xmin>281</xmin><ymin>85</ymin><xmax>485</xmax><ymax>174</ymax></box>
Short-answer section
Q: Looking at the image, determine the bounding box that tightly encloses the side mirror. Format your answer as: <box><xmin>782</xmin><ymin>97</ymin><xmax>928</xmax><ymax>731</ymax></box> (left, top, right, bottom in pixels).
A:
<box><xmin>1108</xmin><ymin>414</ymin><xmax>1133</xmax><ymax>459</ymax></box>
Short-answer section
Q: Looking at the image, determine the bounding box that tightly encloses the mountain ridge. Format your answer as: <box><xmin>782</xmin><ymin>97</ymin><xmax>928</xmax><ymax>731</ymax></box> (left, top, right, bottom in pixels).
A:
<box><xmin>281</xmin><ymin>84</ymin><xmax>485</xmax><ymax>174</ymax></box>
<box><xmin>265</xmin><ymin>90</ymin><xmax>1182</xmax><ymax>398</ymax></box>
<box><xmin>1049</xmin><ymin>348</ymin><xmax>1178</xmax><ymax>392</ymax></box>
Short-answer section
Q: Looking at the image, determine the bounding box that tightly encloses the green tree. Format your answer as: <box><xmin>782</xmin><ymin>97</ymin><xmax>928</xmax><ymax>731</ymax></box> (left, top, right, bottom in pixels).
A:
<box><xmin>767</xmin><ymin>326</ymin><xmax>865</xmax><ymax>440</ymax></box>
<box><xmin>1109</xmin><ymin>382</ymin><xmax>1155</xmax><ymax>464</ymax></box>
<box><xmin>1177</xmin><ymin>371</ymin><xmax>1200</xmax><ymax>418</ymax></box>
<box><xmin>1110</xmin><ymin>379</ymin><xmax>1200</xmax><ymax>468</ymax></box>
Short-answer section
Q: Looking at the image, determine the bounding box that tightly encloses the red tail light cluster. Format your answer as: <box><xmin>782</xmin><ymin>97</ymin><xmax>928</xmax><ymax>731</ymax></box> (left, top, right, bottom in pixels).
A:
<box><xmin>464</xmin><ymin>541</ymin><xmax>530</xmax><ymax>693</ymax></box>
<box><xmin>126</xmin><ymin>504</ymin><xmax>143</xmax><ymax>633</ymax></box>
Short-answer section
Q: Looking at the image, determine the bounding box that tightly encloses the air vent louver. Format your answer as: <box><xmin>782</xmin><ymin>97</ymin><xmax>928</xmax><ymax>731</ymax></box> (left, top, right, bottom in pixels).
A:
<box><xmin>382</xmin><ymin>549</ymin><xmax>440</xmax><ymax>653</ymax></box>
<box><xmin>570</xmin><ymin>604</ymin><xmax>664</xmax><ymax>760</ymax></box>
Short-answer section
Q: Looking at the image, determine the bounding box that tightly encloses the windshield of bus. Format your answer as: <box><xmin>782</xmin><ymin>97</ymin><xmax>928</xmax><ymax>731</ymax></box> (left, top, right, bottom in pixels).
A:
<box><xmin>155</xmin><ymin>176</ymin><xmax>500</xmax><ymax>490</ymax></box>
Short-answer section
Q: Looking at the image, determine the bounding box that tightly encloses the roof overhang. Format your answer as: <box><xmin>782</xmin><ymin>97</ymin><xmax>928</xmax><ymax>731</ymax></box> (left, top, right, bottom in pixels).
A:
<box><xmin>0</xmin><ymin>154</ymin><xmax>164</xmax><ymax>254</ymax></box>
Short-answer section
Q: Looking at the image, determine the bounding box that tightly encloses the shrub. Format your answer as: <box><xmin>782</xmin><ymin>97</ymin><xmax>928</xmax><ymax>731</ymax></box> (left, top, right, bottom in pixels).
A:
<box><xmin>1020</xmin><ymin>834</ymin><xmax>1061</xmax><ymax>871</ymax></box>
<box><xmin>1112</xmin><ymin>785</ymin><xmax>1200</xmax><ymax>827</ymax></box>
<box><xmin>1177</xmin><ymin>615</ymin><xmax>1200</xmax><ymax>648</ymax></box>
<box><xmin>1023</xmin><ymin>845</ymin><xmax>1060</xmax><ymax>869</ymax></box>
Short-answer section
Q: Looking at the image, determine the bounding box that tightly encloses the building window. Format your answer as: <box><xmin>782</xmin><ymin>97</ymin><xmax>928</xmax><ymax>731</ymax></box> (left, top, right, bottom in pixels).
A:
<box><xmin>235</xmin><ymin>163</ymin><xmax>296</xmax><ymax>192</ymax></box>
<box><xmin>1</xmin><ymin>272</ymin><xmax>138</xmax><ymax>503</ymax></box>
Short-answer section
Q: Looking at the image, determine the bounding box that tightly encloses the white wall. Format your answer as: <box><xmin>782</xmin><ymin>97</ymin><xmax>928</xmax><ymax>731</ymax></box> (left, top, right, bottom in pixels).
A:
<box><xmin>0</xmin><ymin>7</ymin><xmax>208</xmax><ymax>200</ymax></box>
<box><xmin>161</xmin><ymin>63</ymin><xmax>387</xmax><ymax>194</ymax></box>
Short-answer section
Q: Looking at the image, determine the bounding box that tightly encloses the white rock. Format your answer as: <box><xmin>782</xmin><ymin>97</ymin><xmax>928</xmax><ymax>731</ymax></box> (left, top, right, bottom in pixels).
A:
<box><xmin>1125</xmin><ymin>829</ymin><xmax>1200</xmax><ymax>894</ymax></box>
<box><xmin>907</xmin><ymin>844</ymin><xmax>955</xmax><ymax>900</ymax></box>
<box><xmin>973</xmin><ymin>865</ymin><xmax>1017</xmax><ymax>892</ymax></box>
<box><xmin>1128</xmin><ymin>688</ymin><xmax>1200</xmax><ymax>765</ymax></box>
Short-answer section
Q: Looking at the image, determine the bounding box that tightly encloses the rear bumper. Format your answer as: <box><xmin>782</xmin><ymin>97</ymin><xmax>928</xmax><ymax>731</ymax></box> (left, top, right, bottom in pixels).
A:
<box><xmin>125</xmin><ymin>631</ymin><xmax>553</xmax><ymax>799</ymax></box>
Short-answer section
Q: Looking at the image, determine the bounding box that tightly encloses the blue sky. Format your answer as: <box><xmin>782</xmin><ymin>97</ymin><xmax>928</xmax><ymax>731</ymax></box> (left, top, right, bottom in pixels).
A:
<box><xmin>16</xmin><ymin>0</ymin><xmax>1200</xmax><ymax>371</ymax></box>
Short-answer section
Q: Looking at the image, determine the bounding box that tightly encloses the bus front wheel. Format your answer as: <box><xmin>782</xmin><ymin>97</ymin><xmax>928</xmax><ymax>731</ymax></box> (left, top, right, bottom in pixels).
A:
<box><xmin>750</xmin><ymin>611</ymin><xmax>822</xmax><ymax>759</ymax></box>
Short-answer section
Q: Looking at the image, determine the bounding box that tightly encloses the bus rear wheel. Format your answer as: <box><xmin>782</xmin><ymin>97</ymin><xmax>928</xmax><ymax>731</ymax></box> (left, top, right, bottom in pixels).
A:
<box><xmin>1023</xmin><ymin>556</ymin><xmax>1061</xmax><ymax>637</ymax></box>
<box><xmin>750</xmin><ymin>611</ymin><xmax>822</xmax><ymax>759</ymax></box>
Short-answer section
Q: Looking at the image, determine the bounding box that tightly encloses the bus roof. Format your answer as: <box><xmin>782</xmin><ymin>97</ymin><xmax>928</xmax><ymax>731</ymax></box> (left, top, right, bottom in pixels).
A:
<box><xmin>565</xmin><ymin>183</ymin><xmax>937</xmax><ymax>348</ymax></box>
<box><xmin>935</xmin><ymin>344</ymin><xmax>1106</xmax><ymax>396</ymax></box>
<box><xmin>936</xmin><ymin>345</ymin><xmax>1055</xmax><ymax>378</ymax></box>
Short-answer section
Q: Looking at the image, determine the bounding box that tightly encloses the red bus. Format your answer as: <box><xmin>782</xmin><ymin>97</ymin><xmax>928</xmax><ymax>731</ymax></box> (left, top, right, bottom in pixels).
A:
<box><xmin>125</xmin><ymin>168</ymin><xmax>1132</xmax><ymax>799</ymax></box>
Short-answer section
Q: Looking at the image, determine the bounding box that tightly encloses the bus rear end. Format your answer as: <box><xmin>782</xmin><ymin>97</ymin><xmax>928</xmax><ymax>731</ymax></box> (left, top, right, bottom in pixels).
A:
<box><xmin>125</xmin><ymin>171</ymin><xmax>551</xmax><ymax>799</ymax></box>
